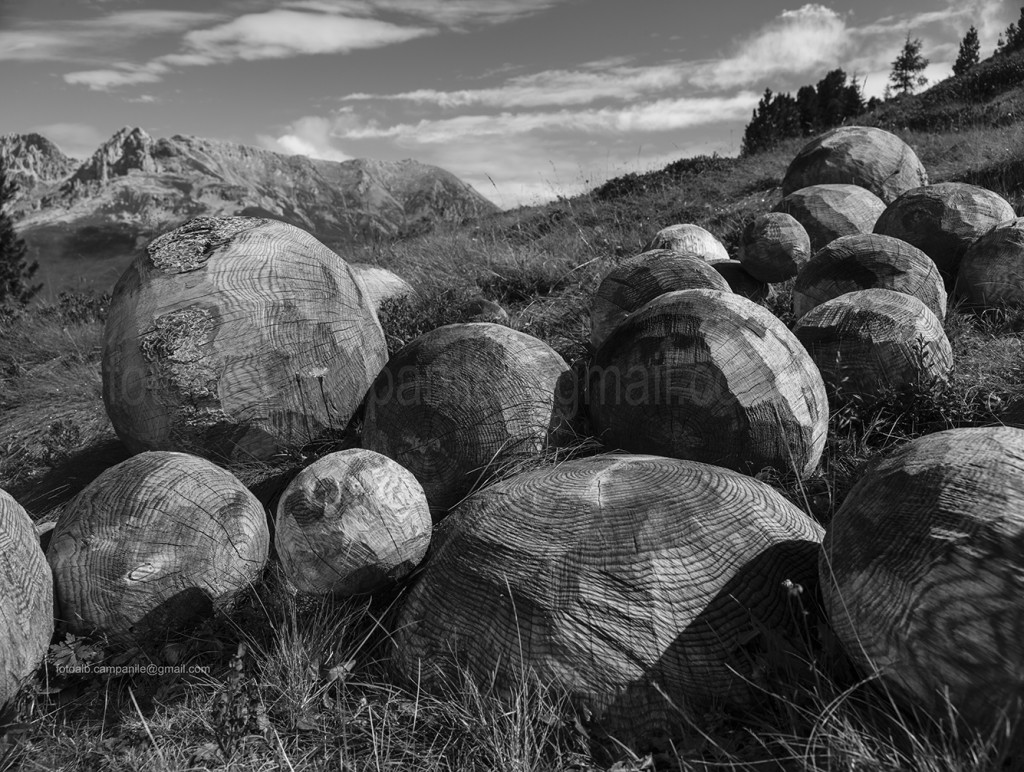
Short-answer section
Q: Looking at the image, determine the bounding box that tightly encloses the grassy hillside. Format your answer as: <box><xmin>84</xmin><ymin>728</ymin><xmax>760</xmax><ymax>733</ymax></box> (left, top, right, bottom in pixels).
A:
<box><xmin>2</xmin><ymin>55</ymin><xmax>1024</xmax><ymax>771</ymax></box>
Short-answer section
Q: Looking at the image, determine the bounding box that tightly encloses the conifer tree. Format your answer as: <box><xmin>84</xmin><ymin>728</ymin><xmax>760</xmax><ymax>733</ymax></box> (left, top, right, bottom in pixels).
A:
<box><xmin>889</xmin><ymin>33</ymin><xmax>929</xmax><ymax>96</ymax></box>
<box><xmin>0</xmin><ymin>162</ymin><xmax>40</xmax><ymax>308</ymax></box>
<box><xmin>953</xmin><ymin>26</ymin><xmax>980</xmax><ymax>76</ymax></box>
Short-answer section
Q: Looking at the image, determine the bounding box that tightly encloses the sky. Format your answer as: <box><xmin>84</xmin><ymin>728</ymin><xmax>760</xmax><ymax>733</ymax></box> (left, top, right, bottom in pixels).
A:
<box><xmin>0</xmin><ymin>0</ymin><xmax>1016</xmax><ymax>209</ymax></box>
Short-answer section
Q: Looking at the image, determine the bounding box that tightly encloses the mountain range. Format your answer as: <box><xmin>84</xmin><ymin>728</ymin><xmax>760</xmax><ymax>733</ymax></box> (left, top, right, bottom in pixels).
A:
<box><xmin>1</xmin><ymin>127</ymin><xmax>499</xmax><ymax>298</ymax></box>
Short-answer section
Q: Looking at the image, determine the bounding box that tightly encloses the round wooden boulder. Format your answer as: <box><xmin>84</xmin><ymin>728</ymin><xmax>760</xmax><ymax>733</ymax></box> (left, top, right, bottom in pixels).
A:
<box><xmin>46</xmin><ymin>452</ymin><xmax>269</xmax><ymax>643</ymax></box>
<box><xmin>390</xmin><ymin>454</ymin><xmax>824</xmax><ymax>747</ymax></box>
<box><xmin>792</xmin><ymin>233</ymin><xmax>947</xmax><ymax>320</ymax></box>
<box><xmin>0</xmin><ymin>490</ymin><xmax>53</xmax><ymax>706</ymax></box>
<box><xmin>711</xmin><ymin>259</ymin><xmax>773</xmax><ymax>302</ymax></box>
<box><xmin>774</xmin><ymin>184</ymin><xmax>885</xmax><ymax>252</ymax></box>
<box><xmin>588</xmin><ymin>289</ymin><xmax>828</xmax><ymax>477</ymax></box>
<box><xmin>460</xmin><ymin>297</ymin><xmax>509</xmax><ymax>324</ymax></box>
<box><xmin>644</xmin><ymin>224</ymin><xmax>730</xmax><ymax>262</ymax></box>
<box><xmin>782</xmin><ymin>126</ymin><xmax>929</xmax><ymax>204</ymax></box>
<box><xmin>362</xmin><ymin>323</ymin><xmax>569</xmax><ymax>515</ymax></box>
<box><xmin>589</xmin><ymin>249</ymin><xmax>731</xmax><ymax>349</ymax></box>
<box><xmin>820</xmin><ymin>427</ymin><xmax>1024</xmax><ymax>736</ymax></box>
<box><xmin>955</xmin><ymin>217</ymin><xmax>1024</xmax><ymax>309</ymax></box>
<box><xmin>103</xmin><ymin>216</ymin><xmax>388</xmax><ymax>462</ymax></box>
<box><xmin>275</xmin><ymin>449</ymin><xmax>431</xmax><ymax>597</ymax></box>
<box><xmin>738</xmin><ymin>212</ymin><xmax>812</xmax><ymax>283</ymax></box>
<box><xmin>873</xmin><ymin>183</ymin><xmax>1016</xmax><ymax>286</ymax></box>
<box><xmin>350</xmin><ymin>264</ymin><xmax>416</xmax><ymax>312</ymax></box>
<box><xmin>793</xmin><ymin>289</ymin><xmax>952</xmax><ymax>403</ymax></box>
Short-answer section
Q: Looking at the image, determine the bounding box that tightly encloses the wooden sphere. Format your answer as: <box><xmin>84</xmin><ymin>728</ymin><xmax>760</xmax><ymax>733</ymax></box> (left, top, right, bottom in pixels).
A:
<box><xmin>793</xmin><ymin>289</ymin><xmax>952</xmax><ymax>403</ymax></box>
<box><xmin>350</xmin><ymin>264</ymin><xmax>416</xmax><ymax>312</ymax></box>
<box><xmin>588</xmin><ymin>289</ymin><xmax>828</xmax><ymax>477</ymax></box>
<box><xmin>711</xmin><ymin>259</ymin><xmax>773</xmax><ymax>301</ymax></box>
<box><xmin>644</xmin><ymin>224</ymin><xmax>730</xmax><ymax>262</ymax></box>
<box><xmin>820</xmin><ymin>427</ymin><xmax>1024</xmax><ymax>735</ymax></box>
<box><xmin>275</xmin><ymin>449</ymin><xmax>431</xmax><ymax>597</ymax></box>
<box><xmin>0</xmin><ymin>490</ymin><xmax>53</xmax><ymax>705</ymax></box>
<box><xmin>46</xmin><ymin>451</ymin><xmax>269</xmax><ymax>643</ymax></box>
<box><xmin>362</xmin><ymin>323</ymin><xmax>568</xmax><ymax>515</ymax></box>
<box><xmin>589</xmin><ymin>249</ymin><xmax>731</xmax><ymax>349</ymax></box>
<box><xmin>793</xmin><ymin>233</ymin><xmax>947</xmax><ymax>320</ymax></box>
<box><xmin>873</xmin><ymin>183</ymin><xmax>1016</xmax><ymax>285</ymax></box>
<box><xmin>391</xmin><ymin>454</ymin><xmax>824</xmax><ymax>746</ymax></box>
<box><xmin>460</xmin><ymin>297</ymin><xmax>509</xmax><ymax>324</ymax></box>
<box><xmin>955</xmin><ymin>217</ymin><xmax>1024</xmax><ymax>308</ymax></box>
<box><xmin>774</xmin><ymin>184</ymin><xmax>885</xmax><ymax>252</ymax></box>
<box><xmin>103</xmin><ymin>216</ymin><xmax>388</xmax><ymax>462</ymax></box>
<box><xmin>738</xmin><ymin>212</ymin><xmax>812</xmax><ymax>283</ymax></box>
<box><xmin>783</xmin><ymin>126</ymin><xmax>929</xmax><ymax>204</ymax></box>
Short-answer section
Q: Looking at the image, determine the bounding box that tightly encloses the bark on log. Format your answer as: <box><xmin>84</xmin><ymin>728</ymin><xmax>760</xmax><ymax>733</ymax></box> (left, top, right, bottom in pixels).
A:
<box><xmin>588</xmin><ymin>289</ymin><xmax>828</xmax><ymax>477</ymax></box>
<box><xmin>46</xmin><ymin>451</ymin><xmax>269</xmax><ymax>643</ymax></box>
<box><xmin>738</xmin><ymin>212</ymin><xmax>812</xmax><ymax>283</ymax></box>
<box><xmin>774</xmin><ymin>184</ymin><xmax>885</xmax><ymax>252</ymax></box>
<box><xmin>390</xmin><ymin>454</ymin><xmax>824</xmax><ymax>747</ymax></box>
<box><xmin>102</xmin><ymin>216</ymin><xmax>387</xmax><ymax>462</ymax></box>
<box><xmin>820</xmin><ymin>427</ymin><xmax>1024</xmax><ymax>738</ymax></box>
<box><xmin>275</xmin><ymin>449</ymin><xmax>431</xmax><ymax>597</ymax></box>
<box><xmin>643</xmin><ymin>224</ymin><xmax>730</xmax><ymax>262</ymax></box>
<box><xmin>955</xmin><ymin>217</ymin><xmax>1024</xmax><ymax>309</ymax></box>
<box><xmin>793</xmin><ymin>233</ymin><xmax>947</xmax><ymax>320</ymax></box>
<box><xmin>0</xmin><ymin>490</ymin><xmax>53</xmax><ymax>706</ymax></box>
<box><xmin>783</xmin><ymin>126</ymin><xmax>928</xmax><ymax>204</ymax></box>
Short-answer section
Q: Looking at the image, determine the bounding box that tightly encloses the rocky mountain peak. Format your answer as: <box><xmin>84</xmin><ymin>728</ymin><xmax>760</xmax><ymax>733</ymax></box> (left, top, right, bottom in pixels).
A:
<box><xmin>0</xmin><ymin>133</ymin><xmax>78</xmax><ymax>196</ymax></box>
<box><xmin>67</xmin><ymin>126</ymin><xmax>157</xmax><ymax>187</ymax></box>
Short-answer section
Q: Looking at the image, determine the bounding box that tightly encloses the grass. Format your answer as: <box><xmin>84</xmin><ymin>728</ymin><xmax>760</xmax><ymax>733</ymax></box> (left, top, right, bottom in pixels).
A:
<box><xmin>5</xmin><ymin>61</ymin><xmax>1024</xmax><ymax>769</ymax></box>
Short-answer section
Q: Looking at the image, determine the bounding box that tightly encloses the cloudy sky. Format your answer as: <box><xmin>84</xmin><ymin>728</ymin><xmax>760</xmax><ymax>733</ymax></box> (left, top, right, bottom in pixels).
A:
<box><xmin>0</xmin><ymin>0</ymin><xmax>1014</xmax><ymax>208</ymax></box>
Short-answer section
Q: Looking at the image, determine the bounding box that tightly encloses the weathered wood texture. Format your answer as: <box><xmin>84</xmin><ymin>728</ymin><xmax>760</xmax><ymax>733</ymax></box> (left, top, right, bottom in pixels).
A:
<box><xmin>774</xmin><ymin>184</ymin><xmax>885</xmax><ymax>252</ymax></box>
<box><xmin>588</xmin><ymin>289</ymin><xmax>828</xmax><ymax>476</ymax></box>
<box><xmin>793</xmin><ymin>289</ymin><xmax>952</xmax><ymax>403</ymax></box>
<box><xmin>390</xmin><ymin>454</ymin><xmax>824</xmax><ymax>747</ymax></box>
<box><xmin>644</xmin><ymin>224</ymin><xmax>730</xmax><ymax>262</ymax></box>
<box><xmin>46</xmin><ymin>451</ymin><xmax>269</xmax><ymax>643</ymax></box>
<box><xmin>792</xmin><ymin>233</ymin><xmax>947</xmax><ymax>320</ymax></box>
<box><xmin>955</xmin><ymin>217</ymin><xmax>1024</xmax><ymax>309</ymax></box>
<box><xmin>820</xmin><ymin>427</ymin><xmax>1024</xmax><ymax>736</ymax></box>
<box><xmin>361</xmin><ymin>323</ymin><xmax>569</xmax><ymax>515</ymax></box>
<box><xmin>0</xmin><ymin>490</ymin><xmax>53</xmax><ymax>706</ymax></box>
<box><xmin>102</xmin><ymin>216</ymin><xmax>387</xmax><ymax>462</ymax></box>
<box><xmin>275</xmin><ymin>449</ymin><xmax>431</xmax><ymax>597</ymax></box>
<box><xmin>350</xmin><ymin>263</ymin><xmax>416</xmax><ymax>312</ymax></box>
<box><xmin>873</xmin><ymin>183</ymin><xmax>1016</xmax><ymax>286</ymax></box>
<box><xmin>738</xmin><ymin>212</ymin><xmax>812</xmax><ymax>283</ymax></box>
<box><xmin>589</xmin><ymin>250</ymin><xmax>731</xmax><ymax>349</ymax></box>
<box><xmin>711</xmin><ymin>260</ymin><xmax>773</xmax><ymax>302</ymax></box>
<box><xmin>782</xmin><ymin>126</ymin><xmax>929</xmax><ymax>204</ymax></box>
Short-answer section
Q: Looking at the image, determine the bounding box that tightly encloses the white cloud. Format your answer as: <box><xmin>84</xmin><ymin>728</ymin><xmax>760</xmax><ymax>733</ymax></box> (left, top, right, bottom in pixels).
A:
<box><xmin>257</xmin><ymin>116</ymin><xmax>353</xmax><ymax>162</ymax></box>
<box><xmin>284</xmin><ymin>0</ymin><xmax>566</xmax><ymax>28</ymax></box>
<box><xmin>64</xmin><ymin>62</ymin><xmax>168</xmax><ymax>90</ymax></box>
<box><xmin>31</xmin><ymin>122</ymin><xmax>106</xmax><ymax>159</ymax></box>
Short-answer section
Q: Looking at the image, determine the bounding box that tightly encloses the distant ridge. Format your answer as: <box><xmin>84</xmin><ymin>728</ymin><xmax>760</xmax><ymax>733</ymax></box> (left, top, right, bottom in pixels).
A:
<box><xmin>0</xmin><ymin>127</ymin><xmax>499</xmax><ymax>297</ymax></box>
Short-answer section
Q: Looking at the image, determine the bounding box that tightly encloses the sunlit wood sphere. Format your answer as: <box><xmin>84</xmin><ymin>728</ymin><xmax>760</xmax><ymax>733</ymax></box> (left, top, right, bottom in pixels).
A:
<box><xmin>390</xmin><ymin>454</ymin><xmax>824</xmax><ymax>747</ymax></box>
<box><xmin>102</xmin><ymin>216</ymin><xmax>388</xmax><ymax>462</ymax></box>
<box><xmin>0</xmin><ymin>490</ymin><xmax>53</xmax><ymax>706</ymax></box>
<box><xmin>793</xmin><ymin>288</ymin><xmax>953</xmax><ymax>403</ymax></box>
<box><xmin>711</xmin><ymin>259</ymin><xmax>773</xmax><ymax>301</ymax></box>
<box><xmin>792</xmin><ymin>233</ymin><xmax>947</xmax><ymax>320</ymax></box>
<box><xmin>588</xmin><ymin>289</ymin><xmax>828</xmax><ymax>476</ymax></box>
<box><xmin>873</xmin><ymin>182</ymin><xmax>1016</xmax><ymax>286</ymax></box>
<box><xmin>589</xmin><ymin>249</ymin><xmax>731</xmax><ymax>349</ymax></box>
<box><xmin>774</xmin><ymin>183</ymin><xmax>886</xmax><ymax>252</ymax></box>
<box><xmin>361</xmin><ymin>323</ymin><xmax>568</xmax><ymax>516</ymax></box>
<box><xmin>350</xmin><ymin>263</ymin><xmax>416</xmax><ymax>312</ymax></box>
<box><xmin>275</xmin><ymin>449</ymin><xmax>431</xmax><ymax>597</ymax></box>
<box><xmin>46</xmin><ymin>451</ymin><xmax>269</xmax><ymax>643</ymax></box>
<box><xmin>738</xmin><ymin>211</ymin><xmax>812</xmax><ymax>282</ymax></box>
<box><xmin>955</xmin><ymin>217</ymin><xmax>1024</xmax><ymax>309</ymax></box>
<box><xmin>644</xmin><ymin>223</ymin><xmax>730</xmax><ymax>262</ymax></box>
<box><xmin>783</xmin><ymin>126</ymin><xmax>929</xmax><ymax>204</ymax></box>
<box><xmin>821</xmin><ymin>427</ymin><xmax>1024</xmax><ymax>739</ymax></box>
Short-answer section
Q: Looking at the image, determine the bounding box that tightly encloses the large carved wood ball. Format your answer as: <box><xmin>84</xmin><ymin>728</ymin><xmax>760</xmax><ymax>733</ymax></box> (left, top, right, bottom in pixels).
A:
<box><xmin>793</xmin><ymin>233</ymin><xmax>947</xmax><ymax>320</ymax></box>
<box><xmin>783</xmin><ymin>126</ymin><xmax>929</xmax><ymax>204</ymax></box>
<box><xmin>821</xmin><ymin>427</ymin><xmax>1024</xmax><ymax>737</ymax></box>
<box><xmin>955</xmin><ymin>217</ymin><xmax>1024</xmax><ymax>309</ymax></box>
<box><xmin>873</xmin><ymin>183</ymin><xmax>1016</xmax><ymax>286</ymax></box>
<box><xmin>275</xmin><ymin>449</ymin><xmax>431</xmax><ymax>597</ymax></box>
<box><xmin>711</xmin><ymin>260</ymin><xmax>773</xmax><ymax>302</ymax></box>
<box><xmin>391</xmin><ymin>454</ymin><xmax>824</xmax><ymax>747</ymax></box>
<box><xmin>102</xmin><ymin>216</ymin><xmax>387</xmax><ymax>462</ymax></box>
<box><xmin>738</xmin><ymin>212</ymin><xmax>812</xmax><ymax>283</ymax></box>
<box><xmin>644</xmin><ymin>224</ymin><xmax>730</xmax><ymax>262</ymax></box>
<box><xmin>46</xmin><ymin>451</ymin><xmax>269</xmax><ymax>643</ymax></box>
<box><xmin>361</xmin><ymin>323</ymin><xmax>569</xmax><ymax>515</ymax></box>
<box><xmin>0</xmin><ymin>490</ymin><xmax>53</xmax><ymax>706</ymax></box>
<box><xmin>350</xmin><ymin>263</ymin><xmax>416</xmax><ymax>313</ymax></box>
<box><xmin>589</xmin><ymin>249</ymin><xmax>730</xmax><ymax>349</ymax></box>
<box><xmin>774</xmin><ymin>184</ymin><xmax>886</xmax><ymax>252</ymax></box>
<box><xmin>588</xmin><ymin>289</ymin><xmax>828</xmax><ymax>477</ymax></box>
